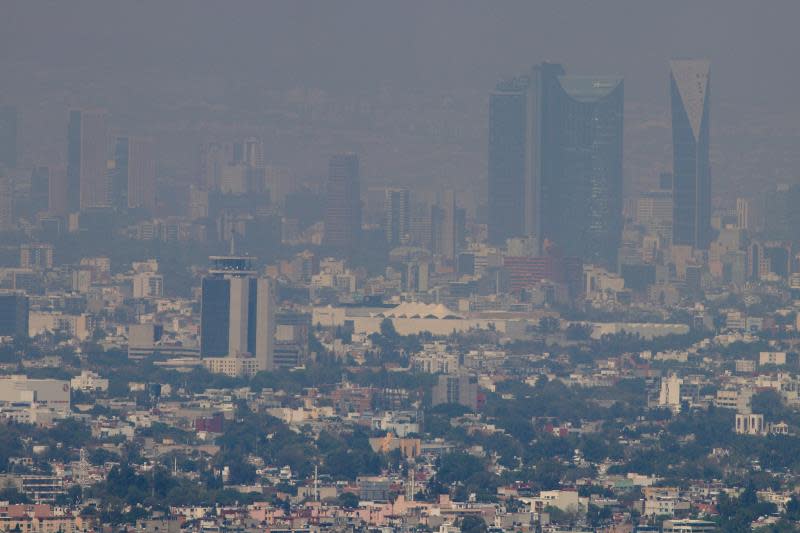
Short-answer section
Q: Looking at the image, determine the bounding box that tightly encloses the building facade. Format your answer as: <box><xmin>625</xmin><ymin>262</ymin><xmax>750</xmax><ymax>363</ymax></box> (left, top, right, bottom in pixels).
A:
<box><xmin>200</xmin><ymin>256</ymin><xmax>276</xmax><ymax>376</ymax></box>
<box><xmin>323</xmin><ymin>154</ymin><xmax>361</xmax><ymax>256</ymax></box>
<box><xmin>670</xmin><ymin>59</ymin><xmax>711</xmax><ymax>249</ymax></box>
<box><xmin>67</xmin><ymin>109</ymin><xmax>109</xmax><ymax>211</ymax></box>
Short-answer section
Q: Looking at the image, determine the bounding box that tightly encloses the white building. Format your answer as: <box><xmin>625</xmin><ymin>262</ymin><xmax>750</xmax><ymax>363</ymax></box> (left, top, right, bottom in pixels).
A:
<box><xmin>0</xmin><ymin>376</ymin><xmax>70</xmax><ymax>413</ymax></box>
<box><xmin>759</xmin><ymin>351</ymin><xmax>787</xmax><ymax>366</ymax></box>
<box><xmin>132</xmin><ymin>272</ymin><xmax>164</xmax><ymax>298</ymax></box>
<box><xmin>70</xmin><ymin>371</ymin><xmax>109</xmax><ymax>393</ymax></box>
<box><xmin>735</xmin><ymin>413</ymin><xmax>766</xmax><ymax>436</ymax></box>
<box><xmin>658</xmin><ymin>374</ymin><xmax>682</xmax><ymax>412</ymax></box>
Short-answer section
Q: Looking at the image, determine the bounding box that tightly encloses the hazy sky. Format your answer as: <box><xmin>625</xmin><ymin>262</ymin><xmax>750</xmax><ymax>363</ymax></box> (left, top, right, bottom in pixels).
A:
<box><xmin>2</xmin><ymin>1</ymin><xmax>798</xmax><ymax>106</ymax></box>
<box><xmin>3</xmin><ymin>1</ymin><xmax>799</xmax><ymax>203</ymax></box>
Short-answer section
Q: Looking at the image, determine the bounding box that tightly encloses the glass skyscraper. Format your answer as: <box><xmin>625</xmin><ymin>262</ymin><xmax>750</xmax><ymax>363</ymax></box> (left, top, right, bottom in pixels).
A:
<box><xmin>488</xmin><ymin>63</ymin><xmax>623</xmax><ymax>270</ymax></box>
<box><xmin>488</xmin><ymin>78</ymin><xmax>528</xmax><ymax>245</ymax></box>
<box><xmin>549</xmin><ymin>75</ymin><xmax>624</xmax><ymax>269</ymax></box>
<box><xmin>323</xmin><ymin>153</ymin><xmax>362</xmax><ymax>256</ymax></box>
<box><xmin>670</xmin><ymin>59</ymin><xmax>711</xmax><ymax>250</ymax></box>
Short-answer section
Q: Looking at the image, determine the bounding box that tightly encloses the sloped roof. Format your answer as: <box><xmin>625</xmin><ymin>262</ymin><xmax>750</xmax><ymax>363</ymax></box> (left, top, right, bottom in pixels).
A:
<box><xmin>670</xmin><ymin>59</ymin><xmax>710</xmax><ymax>141</ymax></box>
<box><xmin>376</xmin><ymin>302</ymin><xmax>463</xmax><ymax>320</ymax></box>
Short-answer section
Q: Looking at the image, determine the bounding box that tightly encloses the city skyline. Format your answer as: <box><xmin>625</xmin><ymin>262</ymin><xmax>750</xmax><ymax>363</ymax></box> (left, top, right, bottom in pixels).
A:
<box><xmin>1</xmin><ymin>4</ymin><xmax>800</xmax><ymax>532</ymax></box>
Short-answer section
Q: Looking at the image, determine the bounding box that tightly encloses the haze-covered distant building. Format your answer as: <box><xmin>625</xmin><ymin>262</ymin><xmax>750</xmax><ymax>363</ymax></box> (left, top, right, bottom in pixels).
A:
<box><xmin>488</xmin><ymin>63</ymin><xmax>623</xmax><ymax>270</ymax></box>
<box><xmin>384</xmin><ymin>187</ymin><xmax>410</xmax><ymax>246</ymax></box>
<box><xmin>67</xmin><ymin>109</ymin><xmax>109</xmax><ymax>211</ymax></box>
<box><xmin>488</xmin><ymin>78</ymin><xmax>527</xmax><ymax>245</ymax></box>
<box><xmin>323</xmin><ymin>154</ymin><xmax>361</xmax><ymax>257</ymax></box>
<box><xmin>670</xmin><ymin>59</ymin><xmax>711</xmax><ymax>250</ymax></box>
<box><xmin>112</xmin><ymin>136</ymin><xmax>156</xmax><ymax>212</ymax></box>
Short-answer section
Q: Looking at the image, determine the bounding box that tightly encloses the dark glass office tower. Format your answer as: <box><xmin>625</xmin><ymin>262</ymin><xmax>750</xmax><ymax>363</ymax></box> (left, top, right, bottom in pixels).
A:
<box><xmin>489</xmin><ymin>63</ymin><xmax>623</xmax><ymax>269</ymax></box>
<box><xmin>670</xmin><ymin>59</ymin><xmax>711</xmax><ymax>249</ymax></box>
<box><xmin>384</xmin><ymin>187</ymin><xmax>410</xmax><ymax>246</ymax></box>
<box><xmin>323</xmin><ymin>154</ymin><xmax>361</xmax><ymax>256</ymax></box>
<box><xmin>200</xmin><ymin>256</ymin><xmax>275</xmax><ymax>370</ymax></box>
<box><xmin>549</xmin><ymin>76</ymin><xmax>624</xmax><ymax>269</ymax></box>
<box><xmin>488</xmin><ymin>78</ymin><xmax>527</xmax><ymax>245</ymax></box>
<box><xmin>0</xmin><ymin>106</ymin><xmax>18</xmax><ymax>170</ymax></box>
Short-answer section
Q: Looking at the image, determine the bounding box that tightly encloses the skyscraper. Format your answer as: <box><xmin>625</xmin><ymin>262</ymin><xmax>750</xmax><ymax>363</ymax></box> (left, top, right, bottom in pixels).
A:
<box><xmin>30</xmin><ymin>166</ymin><xmax>50</xmax><ymax>215</ymax></box>
<box><xmin>0</xmin><ymin>105</ymin><xmax>18</xmax><ymax>170</ymax></box>
<box><xmin>552</xmin><ymin>75</ymin><xmax>624</xmax><ymax>269</ymax></box>
<box><xmin>736</xmin><ymin>198</ymin><xmax>750</xmax><ymax>231</ymax></box>
<box><xmin>441</xmin><ymin>189</ymin><xmax>458</xmax><ymax>262</ymax></box>
<box><xmin>670</xmin><ymin>59</ymin><xmax>711</xmax><ymax>249</ymax></box>
<box><xmin>488</xmin><ymin>79</ymin><xmax>527</xmax><ymax>245</ymax></box>
<box><xmin>200</xmin><ymin>256</ymin><xmax>276</xmax><ymax>377</ymax></box>
<box><xmin>488</xmin><ymin>63</ymin><xmax>624</xmax><ymax>270</ymax></box>
<box><xmin>323</xmin><ymin>153</ymin><xmax>361</xmax><ymax>255</ymax></box>
<box><xmin>67</xmin><ymin>109</ymin><xmax>109</xmax><ymax>211</ymax></box>
<box><xmin>48</xmin><ymin>166</ymin><xmax>68</xmax><ymax>216</ymax></box>
<box><xmin>384</xmin><ymin>187</ymin><xmax>410</xmax><ymax>246</ymax></box>
<box><xmin>112</xmin><ymin>136</ymin><xmax>156</xmax><ymax>212</ymax></box>
<box><xmin>0</xmin><ymin>176</ymin><xmax>12</xmax><ymax>232</ymax></box>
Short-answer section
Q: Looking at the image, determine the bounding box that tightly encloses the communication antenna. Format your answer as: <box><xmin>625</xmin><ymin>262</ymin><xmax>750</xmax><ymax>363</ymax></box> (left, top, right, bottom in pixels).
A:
<box><xmin>314</xmin><ymin>464</ymin><xmax>319</xmax><ymax>501</ymax></box>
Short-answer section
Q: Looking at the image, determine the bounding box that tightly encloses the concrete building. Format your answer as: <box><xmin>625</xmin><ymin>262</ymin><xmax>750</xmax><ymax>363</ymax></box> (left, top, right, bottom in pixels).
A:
<box><xmin>0</xmin><ymin>376</ymin><xmax>70</xmax><ymax>413</ymax></box>
<box><xmin>658</xmin><ymin>374</ymin><xmax>682</xmax><ymax>412</ymax></box>
<box><xmin>200</xmin><ymin>256</ymin><xmax>276</xmax><ymax>377</ymax></box>
<box><xmin>20</xmin><ymin>243</ymin><xmax>54</xmax><ymax>270</ymax></box>
<box><xmin>432</xmin><ymin>374</ymin><xmax>478</xmax><ymax>411</ymax></box>
<box><xmin>735</xmin><ymin>413</ymin><xmax>766</xmax><ymax>436</ymax></box>
<box><xmin>662</xmin><ymin>519</ymin><xmax>717</xmax><ymax>532</ymax></box>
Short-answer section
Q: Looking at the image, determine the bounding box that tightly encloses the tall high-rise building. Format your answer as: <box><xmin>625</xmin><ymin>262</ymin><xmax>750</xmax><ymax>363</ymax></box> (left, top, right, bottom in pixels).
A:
<box><xmin>0</xmin><ymin>176</ymin><xmax>12</xmax><ymax>231</ymax></box>
<box><xmin>200</xmin><ymin>256</ymin><xmax>276</xmax><ymax>377</ymax></box>
<box><xmin>384</xmin><ymin>187</ymin><xmax>410</xmax><ymax>246</ymax></box>
<box><xmin>30</xmin><ymin>166</ymin><xmax>50</xmax><ymax>215</ymax></box>
<box><xmin>441</xmin><ymin>190</ymin><xmax>458</xmax><ymax>262</ymax></box>
<box><xmin>67</xmin><ymin>109</ymin><xmax>109</xmax><ymax>211</ymax></box>
<box><xmin>47</xmin><ymin>166</ymin><xmax>68</xmax><ymax>216</ymax></box>
<box><xmin>550</xmin><ymin>75</ymin><xmax>624</xmax><ymax>269</ymax></box>
<box><xmin>240</xmin><ymin>137</ymin><xmax>264</xmax><ymax>169</ymax></box>
<box><xmin>488</xmin><ymin>79</ymin><xmax>527</xmax><ymax>245</ymax></box>
<box><xmin>200</xmin><ymin>141</ymin><xmax>233</xmax><ymax>190</ymax></box>
<box><xmin>488</xmin><ymin>63</ymin><xmax>623</xmax><ymax>270</ymax></box>
<box><xmin>670</xmin><ymin>59</ymin><xmax>711</xmax><ymax>249</ymax></box>
<box><xmin>112</xmin><ymin>136</ymin><xmax>156</xmax><ymax>211</ymax></box>
<box><xmin>736</xmin><ymin>197</ymin><xmax>750</xmax><ymax>231</ymax></box>
<box><xmin>0</xmin><ymin>106</ymin><xmax>18</xmax><ymax>170</ymax></box>
<box><xmin>323</xmin><ymin>154</ymin><xmax>361</xmax><ymax>255</ymax></box>
<box><xmin>0</xmin><ymin>291</ymin><xmax>29</xmax><ymax>338</ymax></box>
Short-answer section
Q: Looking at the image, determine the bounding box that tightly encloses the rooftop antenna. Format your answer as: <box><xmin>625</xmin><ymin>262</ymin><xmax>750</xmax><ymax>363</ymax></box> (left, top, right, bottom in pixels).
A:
<box><xmin>314</xmin><ymin>464</ymin><xmax>319</xmax><ymax>501</ymax></box>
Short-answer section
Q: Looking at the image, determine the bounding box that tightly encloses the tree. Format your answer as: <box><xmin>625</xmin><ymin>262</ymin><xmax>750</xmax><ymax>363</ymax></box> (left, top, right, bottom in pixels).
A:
<box><xmin>459</xmin><ymin>514</ymin><xmax>487</xmax><ymax>533</ymax></box>
<box><xmin>565</xmin><ymin>323</ymin><xmax>593</xmax><ymax>341</ymax></box>
<box><xmin>338</xmin><ymin>492</ymin><xmax>359</xmax><ymax>509</ymax></box>
<box><xmin>538</xmin><ymin>316</ymin><xmax>560</xmax><ymax>334</ymax></box>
